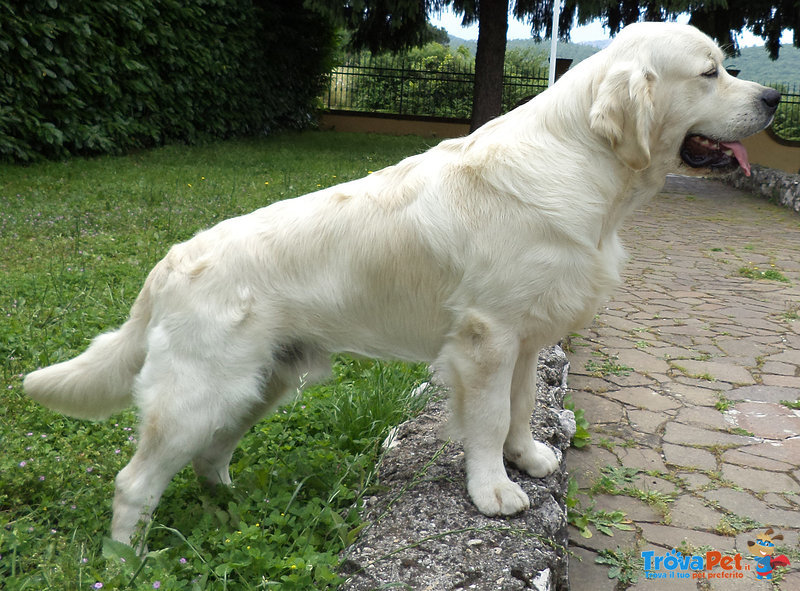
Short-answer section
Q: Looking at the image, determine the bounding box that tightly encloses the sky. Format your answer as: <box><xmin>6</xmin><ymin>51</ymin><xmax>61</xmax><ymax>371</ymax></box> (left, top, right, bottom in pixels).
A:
<box><xmin>429</xmin><ymin>8</ymin><xmax>791</xmax><ymax>48</ymax></box>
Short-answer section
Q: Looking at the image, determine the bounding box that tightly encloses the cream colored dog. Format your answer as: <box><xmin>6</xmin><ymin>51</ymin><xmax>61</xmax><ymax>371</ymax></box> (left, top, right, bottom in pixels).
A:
<box><xmin>25</xmin><ymin>22</ymin><xmax>779</xmax><ymax>547</ymax></box>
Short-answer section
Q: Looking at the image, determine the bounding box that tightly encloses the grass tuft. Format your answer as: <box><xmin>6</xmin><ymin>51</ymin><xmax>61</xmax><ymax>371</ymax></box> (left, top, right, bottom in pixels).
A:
<box><xmin>737</xmin><ymin>265</ymin><xmax>790</xmax><ymax>283</ymax></box>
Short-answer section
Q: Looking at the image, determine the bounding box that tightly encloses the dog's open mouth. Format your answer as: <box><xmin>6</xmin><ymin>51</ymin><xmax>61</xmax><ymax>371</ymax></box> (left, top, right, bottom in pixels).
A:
<box><xmin>680</xmin><ymin>135</ymin><xmax>751</xmax><ymax>176</ymax></box>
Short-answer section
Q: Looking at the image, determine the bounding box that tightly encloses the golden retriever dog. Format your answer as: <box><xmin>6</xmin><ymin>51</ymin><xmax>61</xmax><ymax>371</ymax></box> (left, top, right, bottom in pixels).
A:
<box><xmin>25</xmin><ymin>22</ymin><xmax>779</xmax><ymax>547</ymax></box>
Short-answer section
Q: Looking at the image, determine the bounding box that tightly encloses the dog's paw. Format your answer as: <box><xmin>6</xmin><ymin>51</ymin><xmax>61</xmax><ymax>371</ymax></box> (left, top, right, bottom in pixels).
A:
<box><xmin>506</xmin><ymin>440</ymin><xmax>560</xmax><ymax>478</ymax></box>
<box><xmin>468</xmin><ymin>477</ymin><xmax>530</xmax><ymax>516</ymax></box>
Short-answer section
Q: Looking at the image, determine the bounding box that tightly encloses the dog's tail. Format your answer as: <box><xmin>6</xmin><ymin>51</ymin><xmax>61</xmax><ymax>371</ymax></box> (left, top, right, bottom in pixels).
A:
<box><xmin>24</xmin><ymin>277</ymin><xmax>154</xmax><ymax>421</ymax></box>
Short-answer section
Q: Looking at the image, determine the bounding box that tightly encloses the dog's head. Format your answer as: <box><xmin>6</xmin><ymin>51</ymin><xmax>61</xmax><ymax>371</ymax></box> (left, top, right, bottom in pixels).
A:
<box><xmin>589</xmin><ymin>22</ymin><xmax>780</xmax><ymax>174</ymax></box>
<box><xmin>747</xmin><ymin>528</ymin><xmax>783</xmax><ymax>558</ymax></box>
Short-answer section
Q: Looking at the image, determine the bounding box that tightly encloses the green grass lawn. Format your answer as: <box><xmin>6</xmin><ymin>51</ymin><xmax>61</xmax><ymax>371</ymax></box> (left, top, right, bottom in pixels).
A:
<box><xmin>0</xmin><ymin>131</ymin><xmax>436</xmax><ymax>590</ymax></box>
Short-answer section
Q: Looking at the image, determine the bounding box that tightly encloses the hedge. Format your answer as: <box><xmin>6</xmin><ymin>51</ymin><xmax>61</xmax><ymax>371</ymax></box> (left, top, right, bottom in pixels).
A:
<box><xmin>0</xmin><ymin>0</ymin><xmax>337</xmax><ymax>162</ymax></box>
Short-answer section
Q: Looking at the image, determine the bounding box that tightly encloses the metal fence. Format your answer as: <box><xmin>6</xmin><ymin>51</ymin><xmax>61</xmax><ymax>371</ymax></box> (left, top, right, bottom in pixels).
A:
<box><xmin>764</xmin><ymin>81</ymin><xmax>800</xmax><ymax>142</ymax></box>
<box><xmin>322</xmin><ymin>57</ymin><xmax>548</xmax><ymax>120</ymax></box>
<box><xmin>322</xmin><ymin>58</ymin><xmax>800</xmax><ymax>142</ymax></box>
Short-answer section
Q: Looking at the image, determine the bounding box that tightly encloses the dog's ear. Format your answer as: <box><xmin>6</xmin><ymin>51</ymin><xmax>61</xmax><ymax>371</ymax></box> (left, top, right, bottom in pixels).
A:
<box><xmin>590</xmin><ymin>62</ymin><xmax>656</xmax><ymax>171</ymax></box>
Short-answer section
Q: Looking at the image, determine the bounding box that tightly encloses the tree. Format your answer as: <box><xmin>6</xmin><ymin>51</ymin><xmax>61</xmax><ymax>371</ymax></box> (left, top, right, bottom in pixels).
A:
<box><xmin>458</xmin><ymin>0</ymin><xmax>511</xmax><ymax>130</ymax></box>
<box><xmin>309</xmin><ymin>0</ymin><xmax>445</xmax><ymax>52</ymax></box>
<box><xmin>565</xmin><ymin>0</ymin><xmax>799</xmax><ymax>59</ymax></box>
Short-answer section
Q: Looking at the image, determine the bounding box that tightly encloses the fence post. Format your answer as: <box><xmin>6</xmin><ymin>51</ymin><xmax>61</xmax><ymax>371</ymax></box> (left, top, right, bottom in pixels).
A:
<box><xmin>399</xmin><ymin>58</ymin><xmax>405</xmax><ymax>116</ymax></box>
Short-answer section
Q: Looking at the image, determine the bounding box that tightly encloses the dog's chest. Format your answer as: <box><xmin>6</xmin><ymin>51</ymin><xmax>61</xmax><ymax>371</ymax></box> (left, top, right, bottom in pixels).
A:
<box><xmin>499</xmin><ymin>235</ymin><xmax>626</xmax><ymax>341</ymax></box>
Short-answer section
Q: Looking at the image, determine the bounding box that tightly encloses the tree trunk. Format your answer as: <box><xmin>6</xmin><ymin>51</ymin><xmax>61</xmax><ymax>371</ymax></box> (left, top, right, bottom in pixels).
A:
<box><xmin>470</xmin><ymin>0</ymin><xmax>509</xmax><ymax>132</ymax></box>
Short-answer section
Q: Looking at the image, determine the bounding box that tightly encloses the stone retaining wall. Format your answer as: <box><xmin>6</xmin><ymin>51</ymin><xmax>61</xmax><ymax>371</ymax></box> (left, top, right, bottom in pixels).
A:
<box><xmin>724</xmin><ymin>165</ymin><xmax>800</xmax><ymax>213</ymax></box>
<box><xmin>339</xmin><ymin>346</ymin><xmax>574</xmax><ymax>591</ymax></box>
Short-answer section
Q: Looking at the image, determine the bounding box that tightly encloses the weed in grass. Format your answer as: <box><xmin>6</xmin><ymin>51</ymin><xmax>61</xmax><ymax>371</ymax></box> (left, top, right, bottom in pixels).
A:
<box><xmin>563</xmin><ymin>395</ymin><xmax>591</xmax><ymax>449</ymax></box>
<box><xmin>727</xmin><ymin>427</ymin><xmax>755</xmax><ymax>437</ymax></box>
<box><xmin>626</xmin><ymin>488</ymin><xmax>674</xmax><ymax>518</ymax></box>
<box><xmin>0</xmin><ymin>132</ymin><xmax>436</xmax><ymax>590</ymax></box>
<box><xmin>738</xmin><ymin>265</ymin><xmax>790</xmax><ymax>283</ymax></box>
<box><xmin>597</xmin><ymin>438</ymin><xmax>615</xmax><ymax>452</ymax></box>
<box><xmin>588</xmin><ymin>466</ymin><xmax>675</xmax><ymax>518</ymax></box>
<box><xmin>590</xmin><ymin>466</ymin><xmax>641</xmax><ymax>495</ymax></box>
<box><xmin>782</xmin><ymin>304</ymin><xmax>800</xmax><ymax>322</ymax></box>
<box><xmin>585</xmin><ymin>353</ymin><xmax>633</xmax><ymax>378</ymax></box>
<box><xmin>715</xmin><ymin>395</ymin><xmax>734</xmax><ymax>412</ymax></box>
<box><xmin>715</xmin><ymin>514</ymin><xmax>762</xmax><ymax>536</ymax></box>
<box><xmin>566</xmin><ymin>478</ymin><xmax>634</xmax><ymax>539</ymax></box>
<box><xmin>672</xmin><ymin>363</ymin><xmax>716</xmax><ymax>382</ymax></box>
<box><xmin>596</xmin><ymin>547</ymin><xmax>643</xmax><ymax>585</ymax></box>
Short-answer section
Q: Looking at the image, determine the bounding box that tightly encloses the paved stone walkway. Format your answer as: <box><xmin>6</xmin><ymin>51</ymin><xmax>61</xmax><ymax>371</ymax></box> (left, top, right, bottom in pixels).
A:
<box><xmin>565</xmin><ymin>176</ymin><xmax>800</xmax><ymax>590</ymax></box>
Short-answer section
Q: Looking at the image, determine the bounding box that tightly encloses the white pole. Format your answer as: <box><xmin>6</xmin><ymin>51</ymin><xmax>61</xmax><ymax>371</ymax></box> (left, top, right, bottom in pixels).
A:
<box><xmin>548</xmin><ymin>0</ymin><xmax>562</xmax><ymax>87</ymax></box>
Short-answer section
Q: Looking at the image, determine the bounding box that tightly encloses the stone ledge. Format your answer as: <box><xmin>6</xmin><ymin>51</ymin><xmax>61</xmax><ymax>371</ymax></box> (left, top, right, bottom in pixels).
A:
<box><xmin>339</xmin><ymin>346</ymin><xmax>574</xmax><ymax>591</ymax></box>
<box><xmin>723</xmin><ymin>165</ymin><xmax>800</xmax><ymax>213</ymax></box>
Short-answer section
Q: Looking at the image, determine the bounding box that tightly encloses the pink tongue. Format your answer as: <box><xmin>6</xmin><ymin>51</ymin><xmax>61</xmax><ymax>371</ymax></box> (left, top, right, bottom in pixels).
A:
<box><xmin>721</xmin><ymin>141</ymin><xmax>751</xmax><ymax>176</ymax></box>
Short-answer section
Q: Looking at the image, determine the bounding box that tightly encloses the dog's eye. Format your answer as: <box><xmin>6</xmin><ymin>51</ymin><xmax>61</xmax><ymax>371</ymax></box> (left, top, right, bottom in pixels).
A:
<box><xmin>701</xmin><ymin>67</ymin><xmax>719</xmax><ymax>78</ymax></box>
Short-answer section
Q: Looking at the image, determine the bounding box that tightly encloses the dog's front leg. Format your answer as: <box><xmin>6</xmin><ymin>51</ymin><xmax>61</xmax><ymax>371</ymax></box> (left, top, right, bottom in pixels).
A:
<box><xmin>504</xmin><ymin>346</ymin><xmax>560</xmax><ymax>477</ymax></box>
<box><xmin>441</xmin><ymin>312</ymin><xmax>529</xmax><ymax>516</ymax></box>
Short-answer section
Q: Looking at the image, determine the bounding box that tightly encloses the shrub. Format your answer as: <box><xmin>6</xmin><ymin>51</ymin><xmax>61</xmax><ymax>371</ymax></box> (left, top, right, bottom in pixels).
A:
<box><xmin>0</xmin><ymin>0</ymin><xmax>337</xmax><ymax>162</ymax></box>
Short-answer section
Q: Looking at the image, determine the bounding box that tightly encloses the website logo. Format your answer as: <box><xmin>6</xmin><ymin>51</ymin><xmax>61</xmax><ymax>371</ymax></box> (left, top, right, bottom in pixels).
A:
<box><xmin>642</xmin><ymin>529</ymin><xmax>792</xmax><ymax>582</ymax></box>
<box><xmin>642</xmin><ymin>548</ymin><xmax>748</xmax><ymax>581</ymax></box>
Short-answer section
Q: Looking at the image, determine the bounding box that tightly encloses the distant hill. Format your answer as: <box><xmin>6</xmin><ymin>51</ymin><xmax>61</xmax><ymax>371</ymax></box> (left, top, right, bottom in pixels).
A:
<box><xmin>447</xmin><ymin>35</ymin><xmax>800</xmax><ymax>86</ymax></box>
<box><xmin>724</xmin><ymin>45</ymin><xmax>800</xmax><ymax>85</ymax></box>
<box><xmin>447</xmin><ymin>35</ymin><xmax>599</xmax><ymax>65</ymax></box>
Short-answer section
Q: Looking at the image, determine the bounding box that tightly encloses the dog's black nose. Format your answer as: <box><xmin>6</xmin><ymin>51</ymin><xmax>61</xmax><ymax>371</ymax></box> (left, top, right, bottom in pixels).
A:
<box><xmin>761</xmin><ymin>88</ymin><xmax>781</xmax><ymax>111</ymax></box>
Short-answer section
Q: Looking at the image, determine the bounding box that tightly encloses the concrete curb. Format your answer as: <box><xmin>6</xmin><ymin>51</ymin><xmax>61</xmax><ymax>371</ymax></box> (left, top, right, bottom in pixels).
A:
<box><xmin>724</xmin><ymin>166</ymin><xmax>800</xmax><ymax>214</ymax></box>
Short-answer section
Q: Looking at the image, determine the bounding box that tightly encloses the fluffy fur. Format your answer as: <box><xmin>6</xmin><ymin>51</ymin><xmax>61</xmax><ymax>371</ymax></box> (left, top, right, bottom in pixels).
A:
<box><xmin>25</xmin><ymin>23</ymin><xmax>779</xmax><ymax>547</ymax></box>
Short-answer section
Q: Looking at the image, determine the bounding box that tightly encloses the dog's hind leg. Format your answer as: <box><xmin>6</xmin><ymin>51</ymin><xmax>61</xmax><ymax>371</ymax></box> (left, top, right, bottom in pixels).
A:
<box><xmin>191</xmin><ymin>343</ymin><xmax>331</xmax><ymax>487</ymax></box>
<box><xmin>111</xmin><ymin>344</ymin><xmax>268</xmax><ymax>548</ymax></box>
<box><xmin>439</xmin><ymin>312</ymin><xmax>529</xmax><ymax>516</ymax></box>
<box><xmin>504</xmin><ymin>346</ymin><xmax>559</xmax><ymax>477</ymax></box>
<box><xmin>191</xmin><ymin>373</ymin><xmax>294</xmax><ymax>487</ymax></box>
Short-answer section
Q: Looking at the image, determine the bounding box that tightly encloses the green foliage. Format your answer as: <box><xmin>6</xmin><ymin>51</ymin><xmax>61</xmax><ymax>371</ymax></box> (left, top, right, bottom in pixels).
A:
<box><xmin>0</xmin><ymin>131</ymin><xmax>434</xmax><ymax>590</ymax></box>
<box><xmin>346</xmin><ymin>43</ymin><xmax>476</xmax><ymax>118</ymax></box>
<box><xmin>307</xmin><ymin>0</ymin><xmax>434</xmax><ymax>53</ymax></box>
<box><xmin>590</xmin><ymin>466</ymin><xmax>641</xmax><ymax>495</ymax></box>
<box><xmin>596</xmin><ymin>547</ymin><xmax>643</xmax><ymax>585</ymax></box>
<box><xmin>715</xmin><ymin>395</ymin><xmax>734</xmax><ymax>412</ymax></box>
<box><xmin>768</xmin><ymin>84</ymin><xmax>800</xmax><ymax>141</ymax></box>
<box><xmin>738</xmin><ymin>265</ymin><xmax>791</xmax><ymax>282</ymax></box>
<box><xmin>566</xmin><ymin>478</ymin><xmax>634</xmax><ymax>539</ymax></box>
<box><xmin>0</xmin><ymin>0</ymin><xmax>337</xmax><ymax>162</ymax></box>
<box><xmin>564</xmin><ymin>395</ymin><xmax>591</xmax><ymax>449</ymax></box>
<box><xmin>584</xmin><ymin>353</ymin><xmax>633</xmax><ymax>377</ymax></box>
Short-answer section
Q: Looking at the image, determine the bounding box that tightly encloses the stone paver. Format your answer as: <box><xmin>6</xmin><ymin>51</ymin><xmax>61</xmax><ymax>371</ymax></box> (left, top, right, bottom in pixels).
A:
<box><xmin>566</xmin><ymin>176</ymin><xmax>800</xmax><ymax>590</ymax></box>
